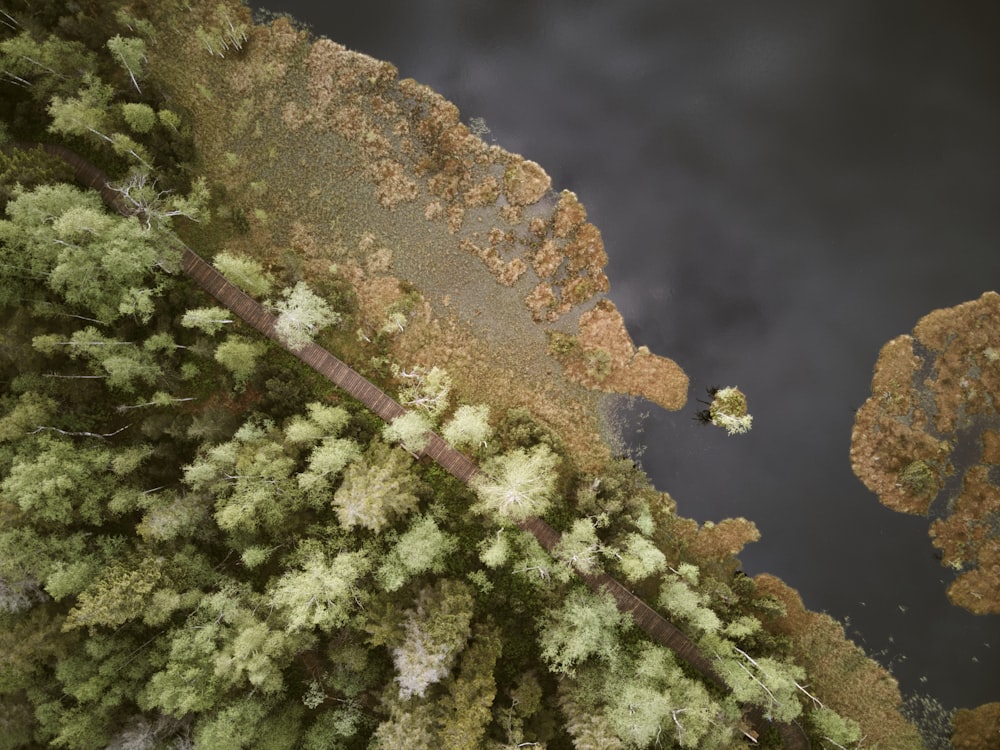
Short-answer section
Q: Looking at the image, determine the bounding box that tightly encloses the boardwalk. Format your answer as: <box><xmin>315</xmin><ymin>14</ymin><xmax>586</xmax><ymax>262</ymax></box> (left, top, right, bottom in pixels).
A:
<box><xmin>25</xmin><ymin>141</ymin><xmax>808</xmax><ymax>749</ymax></box>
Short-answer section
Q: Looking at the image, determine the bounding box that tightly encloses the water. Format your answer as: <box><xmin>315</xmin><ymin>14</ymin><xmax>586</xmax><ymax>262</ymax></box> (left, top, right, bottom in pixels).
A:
<box><xmin>264</xmin><ymin>0</ymin><xmax>1000</xmax><ymax>712</ymax></box>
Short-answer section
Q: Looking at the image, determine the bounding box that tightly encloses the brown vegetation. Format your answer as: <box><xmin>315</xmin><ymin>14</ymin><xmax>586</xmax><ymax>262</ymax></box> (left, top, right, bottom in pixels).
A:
<box><xmin>851</xmin><ymin>291</ymin><xmax>1000</xmax><ymax>613</ymax></box>
<box><xmin>952</xmin><ymin>702</ymin><xmax>1000</xmax><ymax>750</ymax></box>
<box><xmin>754</xmin><ymin>574</ymin><xmax>927</xmax><ymax>749</ymax></box>
<box><xmin>551</xmin><ymin>299</ymin><xmax>688</xmax><ymax>411</ymax></box>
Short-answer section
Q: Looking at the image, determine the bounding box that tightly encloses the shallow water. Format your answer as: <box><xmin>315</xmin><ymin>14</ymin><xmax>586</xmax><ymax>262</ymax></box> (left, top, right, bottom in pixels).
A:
<box><xmin>267</xmin><ymin>0</ymin><xmax>1000</xmax><ymax>712</ymax></box>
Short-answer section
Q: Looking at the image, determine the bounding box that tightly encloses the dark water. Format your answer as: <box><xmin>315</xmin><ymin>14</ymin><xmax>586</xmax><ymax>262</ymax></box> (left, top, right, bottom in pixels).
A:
<box><xmin>264</xmin><ymin>0</ymin><xmax>1000</xmax><ymax>712</ymax></box>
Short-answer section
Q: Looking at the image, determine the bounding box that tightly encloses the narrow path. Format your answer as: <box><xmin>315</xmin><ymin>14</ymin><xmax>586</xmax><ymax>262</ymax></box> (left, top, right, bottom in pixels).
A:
<box><xmin>19</xmin><ymin>141</ymin><xmax>809</xmax><ymax>749</ymax></box>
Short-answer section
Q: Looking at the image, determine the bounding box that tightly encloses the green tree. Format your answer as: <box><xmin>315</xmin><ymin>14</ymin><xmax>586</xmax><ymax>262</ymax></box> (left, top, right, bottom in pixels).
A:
<box><xmin>437</xmin><ymin>622</ymin><xmax>502</xmax><ymax>750</ymax></box>
<box><xmin>182</xmin><ymin>306</ymin><xmax>235</xmax><ymax>334</ymax></box>
<box><xmin>471</xmin><ymin>443</ymin><xmax>560</xmax><ymax>522</ymax></box>
<box><xmin>213</xmin><ymin>251</ymin><xmax>274</xmax><ymax>297</ymax></box>
<box><xmin>382</xmin><ymin>409</ymin><xmax>433</xmax><ymax>454</ymax></box>
<box><xmin>272</xmin><ymin>281</ymin><xmax>340</xmax><ymax>351</ymax></box>
<box><xmin>0</xmin><ymin>31</ymin><xmax>96</xmax><ymax>102</ymax></box>
<box><xmin>391</xmin><ymin>579</ymin><xmax>475</xmax><ymax>699</ymax></box>
<box><xmin>441</xmin><ymin>403</ymin><xmax>492</xmax><ymax>449</ymax></box>
<box><xmin>268</xmin><ymin>548</ymin><xmax>370</xmax><ymax>632</ymax></box>
<box><xmin>214</xmin><ymin>335</ymin><xmax>268</xmax><ymax>390</ymax></box>
<box><xmin>106</xmin><ymin>35</ymin><xmax>146</xmax><ymax>93</ymax></box>
<box><xmin>376</xmin><ymin>515</ymin><xmax>457</xmax><ymax>592</ymax></box>
<box><xmin>615</xmin><ymin>532</ymin><xmax>667</xmax><ymax>583</ymax></box>
<box><xmin>395</xmin><ymin>364</ymin><xmax>451</xmax><ymax>417</ymax></box>
<box><xmin>538</xmin><ymin>587</ymin><xmax>630</xmax><ymax>676</ymax></box>
<box><xmin>332</xmin><ymin>441</ymin><xmax>422</xmax><ymax>532</ymax></box>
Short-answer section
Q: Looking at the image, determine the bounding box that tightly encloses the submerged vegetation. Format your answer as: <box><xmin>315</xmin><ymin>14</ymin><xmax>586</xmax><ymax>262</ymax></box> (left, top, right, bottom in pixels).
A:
<box><xmin>0</xmin><ymin>0</ymin><xmax>980</xmax><ymax>747</ymax></box>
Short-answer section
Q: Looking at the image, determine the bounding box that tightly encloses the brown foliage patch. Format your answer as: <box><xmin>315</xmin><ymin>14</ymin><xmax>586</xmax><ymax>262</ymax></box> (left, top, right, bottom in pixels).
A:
<box><xmin>502</xmin><ymin>158</ymin><xmax>551</xmax><ymax>206</ymax></box>
<box><xmin>555</xmin><ymin>300</ymin><xmax>688</xmax><ymax>411</ymax></box>
<box><xmin>952</xmin><ymin>702</ymin><xmax>1000</xmax><ymax>750</ymax></box>
<box><xmin>851</xmin><ymin>291</ymin><xmax>1000</xmax><ymax>613</ymax></box>
<box><xmin>754</xmin><ymin>574</ymin><xmax>926</xmax><ymax>749</ymax></box>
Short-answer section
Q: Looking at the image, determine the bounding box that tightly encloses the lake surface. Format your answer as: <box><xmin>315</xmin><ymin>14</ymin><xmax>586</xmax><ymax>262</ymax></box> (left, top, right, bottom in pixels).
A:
<box><xmin>264</xmin><ymin>0</ymin><xmax>1000</xmax><ymax>713</ymax></box>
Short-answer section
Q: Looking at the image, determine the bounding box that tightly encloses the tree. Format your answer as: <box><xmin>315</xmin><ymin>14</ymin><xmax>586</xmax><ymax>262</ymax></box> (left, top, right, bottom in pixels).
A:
<box><xmin>47</xmin><ymin>74</ymin><xmax>115</xmax><ymax>144</ymax></box>
<box><xmin>382</xmin><ymin>410</ymin><xmax>433</xmax><ymax>454</ymax></box>
<box><xmin>213</xmin><ymin>251</ymin><xmax>274</xmax><ymax>297</ymax></box>
<box><xmin>0</xmin><ymin>31</ymin><xmax>96</xmax><ymax>102</ymax></box>
<box><xmin>553</xmin><ymin>517</ymin><xmax>605</xmax><ymax>575</ymax></box>
<box><xmin>1</xmin><ymin>437</ymin><xmax>124</xmax><ymax>526</ymax></box>
<box><xmin>268</xmin><ymin>549</ymin><xmax>370</xmax><ymax>632</ymax></box>
<box><xmin>704</xmin><ymin>386</ymin><xmax>753</xmax><ymax>436</ymax></box>
<box><xmin>298</xmin><ymin>436</ymin><xmax>360</xmax><ymax>493</ymax></box>
<box><xmin>182</xmin><ymin>306</ymin><xmax>235</xmax><ymax>335</ymax></box>
<box><xmin>437</xmin><ymin>622</ymin><xmax>502</xmax><ymax>750</ymax></box>
<box><xmin>214</xmin><ymin>335</ymin><xmax>268</xmax><ymax>390</ymax></box>
<box><xmin>272</xmin><ymin>282</ymin><xmax>340</xmax><ymax>351</ymax></box>
<box><xmin>0</xmin><ymin>183</ymin><xmax>176</xmax><ymax>323</ymax></box>
<box><xmin>106</xmin><ymin>35</ymin><xmax>146</xmax><ymax>93</ymax></box>
<box><xmin>537</xmin><ymin>587</ymin><xmax>630</xmax><ymax>676</ymax></box>
<box><xmin>394</xmin><ymin>364</ymin><xmax>451</xmax><ymax>417</ymax></box>
<box><xmin>107</xmin><ymin>170</ymin><xmax>210</xmax><ymax>228</ymax></box>
<box><xmin>332</xmin><ymin>441</ymin><xmax>422</xmax><ymax>532</ymax></box>
<box><xmin>615</xmin><ymin>533</ymin><xmax>667</xmax><ymax>583</ymax></box>
<box><xmin>392</xmin><ymin>580</ymin><xmax>475</xmax><ymax>699</ymax></box>
<box><xmin>376</xmin><ymin>515</ymin><xmax>457</xmax><ymax>592</ymax></box>
<box><xmin>441</xmin><ymin>404</ymin><xmax>492</xmax><ymax>449</ymax></box>
<box><xmin>471</xmin><ymin>443</ymin><xmax>560</xmax><ymax>522</ymax></box>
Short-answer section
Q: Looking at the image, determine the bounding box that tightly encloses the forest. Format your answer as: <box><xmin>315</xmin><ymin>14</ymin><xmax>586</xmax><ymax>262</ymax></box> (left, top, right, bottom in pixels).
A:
<box><xmin>0</xmin><ymin>1</ymin><xmax>973</xmax><ymax>748</ymax></box>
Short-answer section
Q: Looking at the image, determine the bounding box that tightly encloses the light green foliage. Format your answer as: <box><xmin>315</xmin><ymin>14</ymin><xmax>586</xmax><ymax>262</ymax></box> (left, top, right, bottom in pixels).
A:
<box><xmin>214</xmin><ymin>335</ymin><xmax>268</xmax><ymax>389</ymax></box>
<box><xmin>616</xmin><ymin>533</ymin><xmax>667</xmax><ymax>582</ymax></box>
<box><xmin>196</xmin><ymin>5</ymin><xmax>250</xmax><ymax>57</ymax></box>
<box><xmin>553</xmin><ymin>517</ymin><xmax>604</xmax><ymax>574</ymax></box>
<box><xmin>1</xmin><ymin>437</ymin><xmax>120</xmax><ymax>526</ymax></box>
<box><xmin>809</xmin><ymin>706</ymin><xmax>863</xmax><ymax>747</ymax></box>
<box><xmin>182</xmin><ymin>306</ymin><xmax>235</xmax><ymax>334</ymax></box>
<box><xmin>63</xmin><ymin>557</ymin><xmax>163</xmax><ymax>630</ymax></box>
<box><xmin>303</xmin><ymin>401</ymin><xmax>352</xmax><ymax>433</ymax></box>
<box><xmin>183</xmin><ymin>419</ymin><xmax>306</xmax><ymax>537</ymax></box>
<box><xmin>395</xmin><ymin>364</ymin><xmax>452</xmax><ymax>417</ymax></box>
<box><xmin>538</xmin><ymin>587</ymin><xmax>630</xmax><ymax>675</ymax></box>
<box><xmin>269</xmin><ymin>549</ymin><xmax>370</xmax><ymax>632</ymax></box>
<box><xmin>273</xmin><ymin>281</ymin><xmax>340</xmax><ymax>351</ymax></box>
<box><xmin>109</xmin><ymin>170</ymin><xmax>209</xmax><ymax>228</ymax></box>
<box><xmin>0</xmin><ymin>32</ymin><xmax>96</xmax><ymax>101</ymax></box>
<box><xmin>392</xmin><ymin>580</ymin><xmax>475</xmax><ymax>699</ymax></box>
<box><xmin>441</xmin><ymin>403</ymin><xmax>492</xmax><ymax>449</ymax></box>
<box><xmin>142</xmin><ymin>586</ymin><xmax>308</xmax><ymax>715</ymax></box>
<box><xmin>0</xmin><ymin>183</ymin><xmax>171</xmax><ymax>322</ymax></box>
<box><xmin>106</xmin><ymin>35</ymin><xmax>146</xmax><ymax>92</ymax></box>
<box><xmin>712</xmin><ymin>643</ymin><xmax>805</xmax><ymax>723</ymax></box>
<box><xmin>472</xmin><ymin>443</ymin><xmax>560</xmax><ymax>522</ymax></box>
<box><xmin>136</xmin><ymin>490</ymin><xmax>211</xmax><ymax>542</ymax></box>
<box><xmin>192</xmin><ymin>699</ymin><xmax>269</xmax><ymax>750</ymax></box>
<box><xmin>382</xmin><ymin>409</ymin><xmax>433</xmax><ymax>454</ymax></box>
<box><xmin>708</xmin><ymin>385</ymin><xmax>753</xmax><ymax>436</ymax></box>
<box><xmin>333</xmin><ymin>441</ymin><xmax>422</xmax><ymax>531</ymax></box>
<box><xmin>558</xmin><ymin>681</ymin><xmax>625</xmax><ymax>750</ymax></box>
<box><xmin>213</xmin><ymin>251</ymin><xmax>275</xmax><ymax>297</ymax></box>
<box><xmin>47</xmin><ymin>74</ymin><xmax>115</xmax><ymax>143</ymax></box>
<box><xmin>376</xmin><ymin>515</ymin><xmax>456</xmax><ymax>591</ymax></box>
<box><xmin>658</xmin><ymin>576</ymin><xmax>722</xmax><ymax>637</ymax></box>
<box><xmin>299</xmin><ymin>437</ymin><xmax>360</xmax><ymax>493</ymax></box>
<box><xmin>0</xmin><ymin>392</ymin><xmax>56</xmax><ymax>442</ymax></box>
<box><xmin>119</xmin><ymin>102</ymin><xmax>156</xmax><ymax>133</ymax></box>
<box><xmin>301</xmin><ymin>705</ymin><xmax>364</xmax><ymax>750</ymax></box>
<box><xmin>602</xmin><ymin>644</ymin><xmax>730</xmax><ymax>749</ymax></box>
